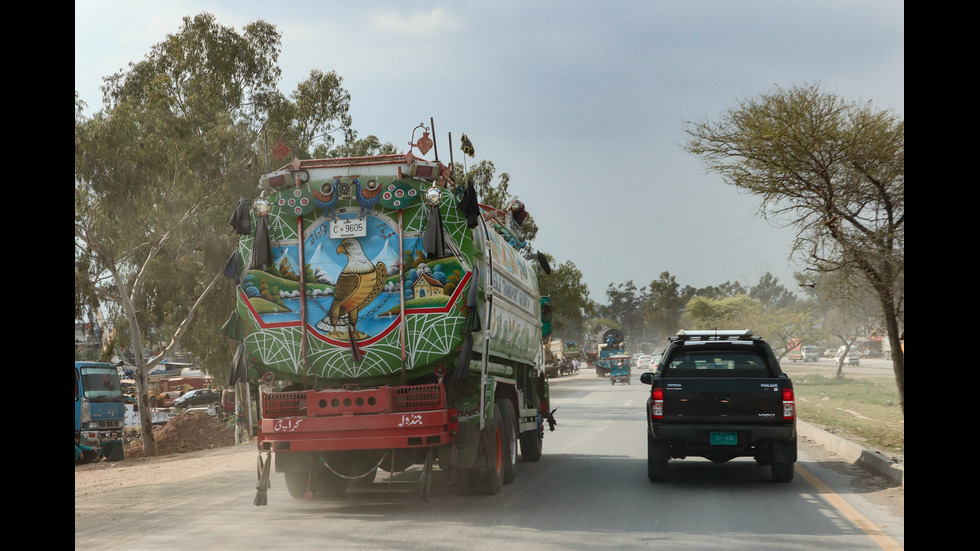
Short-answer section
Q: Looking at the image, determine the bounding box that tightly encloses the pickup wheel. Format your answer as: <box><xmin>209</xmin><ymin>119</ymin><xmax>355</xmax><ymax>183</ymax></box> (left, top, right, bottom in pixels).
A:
<box><xmin>647</xmin><ymin>432</ymin><xmax>669</xmax><ymax>482</ymax></box>
<box><xmin>771</xmin><ymin>462</ymin><xmax>795</xmax><ymax>483</ymax></box>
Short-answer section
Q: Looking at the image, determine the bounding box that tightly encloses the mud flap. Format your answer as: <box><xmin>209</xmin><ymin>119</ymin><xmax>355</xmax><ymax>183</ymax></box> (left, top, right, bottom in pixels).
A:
<box><xmin>254</xmin><ymin>452</ymin><xmax>272</xmax><ymax>506</ymax></box>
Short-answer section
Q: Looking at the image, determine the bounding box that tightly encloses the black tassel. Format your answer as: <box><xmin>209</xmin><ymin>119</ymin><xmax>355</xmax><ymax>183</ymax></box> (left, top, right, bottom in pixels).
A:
<box><xmin>251</xmin><ymin>216</ymin><xmax>273</xmax><ymax>269</ymax></box>
<box><xmin>348</xmin><ymin>325</ymin><xmax>363</xmax><ymax>362</ymax></box>
<box><xmin>230</xmin><ymin>197</ymin><xmax>251</xmax><ymax>235</ymax></box>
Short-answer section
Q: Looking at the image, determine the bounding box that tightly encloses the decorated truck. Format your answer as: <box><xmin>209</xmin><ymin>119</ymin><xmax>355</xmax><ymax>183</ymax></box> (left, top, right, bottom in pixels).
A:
<box><xmin>543</xmin><ymin>338</ymin><xmax>564</xmax><ymax>377</ymax></box>
<box><xmin>594</xmin><ymin>328</ymin><xmax>626</xmax><ymax>377</ymax></box>
<box><xmin>228</xmin><ymin>125</ymin><xmax>554</xmax><ymax>502</ymax></box>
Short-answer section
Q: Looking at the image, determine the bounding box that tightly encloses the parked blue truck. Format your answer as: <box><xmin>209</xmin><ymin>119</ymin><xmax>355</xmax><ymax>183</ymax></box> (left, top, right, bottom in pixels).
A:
<box><xmin>74</xmin><ymin>361</ymin><xmax>126</xmax><ymax>448</ymax></box>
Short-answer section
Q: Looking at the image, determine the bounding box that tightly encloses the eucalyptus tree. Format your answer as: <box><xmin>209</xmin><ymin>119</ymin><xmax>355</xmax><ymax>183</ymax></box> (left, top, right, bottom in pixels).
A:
<box><xmin>685</xmin><ymin>83</ymin><xmax>904</xmax><ymax>412</ymax></box>
<box><xmin>75</xmin><ymin>13</ymin><xmax>354</xmax><ymax>454</ymax></box>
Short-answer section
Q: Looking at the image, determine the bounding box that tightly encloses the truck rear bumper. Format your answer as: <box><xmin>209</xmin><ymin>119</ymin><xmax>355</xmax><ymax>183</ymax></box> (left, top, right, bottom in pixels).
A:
<box><xmin>257</xmin><ymin>384</ymin><xmax>460</xmax><ymax>453</ymax></box>
<box><xmin>258</xmin><ymin>409</ymin><xmax>460</xmax><ymax>452</ymax></box>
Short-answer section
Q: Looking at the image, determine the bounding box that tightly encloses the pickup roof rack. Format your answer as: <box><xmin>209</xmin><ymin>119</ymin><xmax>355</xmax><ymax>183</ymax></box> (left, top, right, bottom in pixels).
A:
<box><xmin>672</xmin><ymin>330</ymin><xmax>756</xmax><ymax>342</ymax></box>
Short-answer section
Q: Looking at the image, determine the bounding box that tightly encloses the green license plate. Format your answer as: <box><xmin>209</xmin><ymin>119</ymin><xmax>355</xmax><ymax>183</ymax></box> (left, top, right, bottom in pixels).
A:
<box><xmin>710</xmin><ymin>432</ymin><xmax>737</xmax><ymax>445</ymax></box>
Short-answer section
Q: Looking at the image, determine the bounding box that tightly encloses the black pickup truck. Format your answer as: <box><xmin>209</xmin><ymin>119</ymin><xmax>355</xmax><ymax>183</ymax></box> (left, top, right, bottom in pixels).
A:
<box><xmin>640</xmin><ymin>330</ymin><xmax>797</xmax><ymax>482</ymax></box>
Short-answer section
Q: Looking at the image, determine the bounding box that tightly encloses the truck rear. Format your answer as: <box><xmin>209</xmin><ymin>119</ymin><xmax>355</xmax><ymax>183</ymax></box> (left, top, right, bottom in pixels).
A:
<box><xmin>229</xmin><ymin>125</ymin><xmax>552</xmax><ymax>502</ymax></box>
<box><xmin>594</xmin><ymin>328</ymin><xmax>625</xmax><ymax>377</ymax></box>
<box><xmin>640</xmin><ymin>330</ymin><xmax>797</xmax><ymax>482</ymax></box>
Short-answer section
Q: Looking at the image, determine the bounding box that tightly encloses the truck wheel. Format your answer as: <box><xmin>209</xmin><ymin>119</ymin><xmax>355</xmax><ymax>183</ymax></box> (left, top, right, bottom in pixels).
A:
<box><xmin>519</xmin><ymin>421</ymin><xmax>543</xmax><ymax>462</ymax></box>
<box><xmin>647</xmin><ymin>433</ymin><xmax>669</xmax><ymax>482</ymax></box>
<box><xmin>771</xmin><ymin>462</ymin><xmax>795</xmax><ymax>483</ymax></box>
<box><xmin>314</xmin><ymin>470</ymin><xmax>350</xmax><ymax>498</ymax></box>
<box><xmin>283</xmin><ymin>471</ymin><xmax>312</xmax><ymax>500</ymax></box>
<box><xmin>473</xmin><ymin>408</ymin><xmax>505</xmax><ymax>495</ymax></box>
<box><xmin>496</xmin><ymin>400</ymin><xmax>518</xmax><ymax>484</ymax></box>
<box><xmin>519</xmin><ymin>393</ymin><xmax>544</xmax><ymax>462</ymax></box>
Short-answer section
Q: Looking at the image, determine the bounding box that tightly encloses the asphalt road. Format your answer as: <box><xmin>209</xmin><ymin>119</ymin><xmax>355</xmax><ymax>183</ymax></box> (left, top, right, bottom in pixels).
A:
<box><xmin>75</xmin><ymin>371</ymin><xmax>903</xmax><ymax>550</ymax></box>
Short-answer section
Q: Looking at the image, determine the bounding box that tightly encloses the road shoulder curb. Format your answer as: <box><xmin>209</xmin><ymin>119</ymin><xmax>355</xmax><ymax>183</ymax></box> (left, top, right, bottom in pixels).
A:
<box><xmin>798</xmin><ymin>420</ymin><xmax>904</xmax><ymax>487</ymax></box>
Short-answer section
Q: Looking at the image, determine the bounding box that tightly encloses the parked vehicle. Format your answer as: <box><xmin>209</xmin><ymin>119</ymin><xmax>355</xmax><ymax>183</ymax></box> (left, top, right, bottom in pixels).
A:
<box><xmin>173</xmin><ymin>388</ymin><xmax>222</xmax><ymax>411</ymax></box>
<box><xmin>75</xmin><ymin>361</ymin><xmax>126</xmax><ymax>449</ymax></box>
<box><xmin>155</xmin><ymin>391</ymin><xmax>181</xmax><ymax>408</ymax></box>
<box><xmin>229</xmin><ymin>140</ymin><xmax>554</xmax><ymax>501</ymax></box>
<box><xmin>545</xmin><ymin>338</ymin><xmax>564</xmax><ymax>377</ymax></box>
<box><xmin>802</xmin><ymin>346</ymin><xmax>821</xmax><ymax>362</ymax></box>
<box><xmin>640</xmin><ymin>330</ymin><xmax>797</xmax><ymax>482</ymax></box>
<box><xmin>786</xmin><ymin>344</ymin><xmax>820</xmax><ymax>362</ymax></box>
<box><xmin>222</xmin><ymin>389</ymin><xmax>236</xmax><ymax>415</ymax></box>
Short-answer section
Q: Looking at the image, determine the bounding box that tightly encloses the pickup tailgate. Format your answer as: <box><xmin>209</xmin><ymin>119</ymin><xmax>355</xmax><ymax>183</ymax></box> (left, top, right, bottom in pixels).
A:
<box><xmin>660</xmin><ymin>377</ymin><xmax>789</xmax><ymax>425</ymax></box>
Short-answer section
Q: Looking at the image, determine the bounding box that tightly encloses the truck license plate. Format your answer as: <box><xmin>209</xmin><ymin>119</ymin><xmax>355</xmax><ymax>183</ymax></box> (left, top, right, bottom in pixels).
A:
<box><xmin>330</xmin><ymin>218</ymin><xmax>367</xmax><ymax>238</ymax></box>
<box><xmin>710</xmin><ymin>432</ymin><xmax>737</xmax><ymax>445</ymax></box>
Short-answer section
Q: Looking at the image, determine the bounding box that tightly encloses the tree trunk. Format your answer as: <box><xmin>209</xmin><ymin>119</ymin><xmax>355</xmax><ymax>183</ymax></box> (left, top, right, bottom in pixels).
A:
<box><xmin>883</xmin><ymin>305</ymin><xmax>904</xmax><ymax>414</ymax></box>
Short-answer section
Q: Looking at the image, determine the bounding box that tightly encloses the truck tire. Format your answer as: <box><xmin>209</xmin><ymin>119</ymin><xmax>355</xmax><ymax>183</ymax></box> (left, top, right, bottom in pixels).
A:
<box><xmin>473</xmin><ymin>407</ymin><xmax>505</xmax><ymax>495</ymax></box>
<box><xmin>283</xmin><ymin>471</ymin><xmax>311</xmax><ymax>500</ymax></box>
<box><xmin>519</xmin><ymin>420</ymin><xmax>543</xmax><ymax>462</ymax></box>
<box><xmin>519</xmin><ymin>394</ymin><xmax>544</xmax><ymax>462</ymax></box>
<box><xmin>771</xmin><ymin>462</ymin><xmax>795</xmax><ymax>483</ymax></box>
<box><xmin>496</xmin><ymin>400</ymin><xmax>518</xmax><ymax>484</ymax></box>
<box><xmin>647</xmin><ymin>432</ymin><xmax>669</xmax><ymax>482</ymax></box>
<box><xmin>313</xmin><ymin>470</ymin><xmax>350</xmax><ymax>498</ymax></box>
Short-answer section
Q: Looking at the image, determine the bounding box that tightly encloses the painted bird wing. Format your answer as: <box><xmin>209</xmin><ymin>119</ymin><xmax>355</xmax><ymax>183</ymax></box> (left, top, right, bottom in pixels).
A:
<box><xmin>328</xmin><ymin>271</ymin><xmax>362</xmax><ymax>325</ymax></box>
<box><xmin>355</xmin><ymin>262</ymin><xmax>388</xmax><ymax>312</ymax></box>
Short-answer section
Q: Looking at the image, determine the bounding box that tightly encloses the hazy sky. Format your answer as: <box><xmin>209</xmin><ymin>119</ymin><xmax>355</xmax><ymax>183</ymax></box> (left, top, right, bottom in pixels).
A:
<box><xmin>75</xmin><ymin>1</ymin><xmax>904</xmax><ymax>302</ymax></box>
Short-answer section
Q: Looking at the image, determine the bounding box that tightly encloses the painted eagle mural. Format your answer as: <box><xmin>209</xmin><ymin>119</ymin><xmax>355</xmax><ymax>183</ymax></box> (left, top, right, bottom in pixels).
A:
<box><xmin>315</xmin><ymin>238</ymin><xmax>388</xmax><ymax>344</ymax></box>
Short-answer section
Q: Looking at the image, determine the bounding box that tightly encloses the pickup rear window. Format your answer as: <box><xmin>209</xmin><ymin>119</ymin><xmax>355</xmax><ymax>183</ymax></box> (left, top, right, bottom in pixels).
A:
<box><xmin>663</xmin><ymin>349</ymin><xmax>773</xmax><ymax>378</ymax></box>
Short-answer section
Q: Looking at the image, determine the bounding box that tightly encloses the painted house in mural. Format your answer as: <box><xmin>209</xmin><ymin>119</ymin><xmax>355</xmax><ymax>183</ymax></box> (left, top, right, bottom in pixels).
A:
<box><xmin>226</xmin><ymin>123</ymin><xmax>556</xmax><ymax>503</ymax></box>
<box><xmin>409</xmin><ymin>272</ymin><xmax>446</xmax><ymax>300</ymax></box>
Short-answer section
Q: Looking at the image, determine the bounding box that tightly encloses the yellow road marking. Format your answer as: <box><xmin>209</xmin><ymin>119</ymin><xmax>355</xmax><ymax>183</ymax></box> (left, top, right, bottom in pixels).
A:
<box><xmin>796</xmin><ymin>464</ymin><xmax>902</xmax><ymax>550</ymax></box>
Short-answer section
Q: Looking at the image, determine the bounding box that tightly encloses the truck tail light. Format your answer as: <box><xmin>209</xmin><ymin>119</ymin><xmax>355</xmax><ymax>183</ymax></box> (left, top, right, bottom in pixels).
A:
<box><xmin>651</xmin><ymin>388</ymin><xmax>664</xmax><ymax>420</ymax></box>
<box><xmin>782</xmin><ymin>388</ymin><xmax>795</xmax><ymax>420</ymax></box>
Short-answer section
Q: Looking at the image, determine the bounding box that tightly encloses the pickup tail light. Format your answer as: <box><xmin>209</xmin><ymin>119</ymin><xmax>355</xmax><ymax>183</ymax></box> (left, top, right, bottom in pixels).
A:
<box><xmin>782</xmin><ymin>388</ymin><xmax>795</xmax><ymax>420</ymax></box>
<box><xmin>651</xmin><ymin>388</ymin><xmax>664</xmax><ymax>420</ymax></box>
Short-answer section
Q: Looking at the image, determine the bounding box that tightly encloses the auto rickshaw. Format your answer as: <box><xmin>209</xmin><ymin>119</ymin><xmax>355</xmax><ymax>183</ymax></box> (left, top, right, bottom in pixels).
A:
<box><xmin>610</xmin><ymin>357</ymin><xmax>631</xmax><ymax>385</ymax></box>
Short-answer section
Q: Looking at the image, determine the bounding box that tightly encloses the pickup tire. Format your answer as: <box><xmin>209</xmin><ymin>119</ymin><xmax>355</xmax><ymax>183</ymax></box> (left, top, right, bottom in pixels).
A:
<box><xmin>647</xmin><ymin>432</ymin><xmax>670</xmax><ymax>482</ymax></box>
<box><xmin>771</xmin><ymin>461</ymin><xmax>794</xmax><ymax>483</ymax></box>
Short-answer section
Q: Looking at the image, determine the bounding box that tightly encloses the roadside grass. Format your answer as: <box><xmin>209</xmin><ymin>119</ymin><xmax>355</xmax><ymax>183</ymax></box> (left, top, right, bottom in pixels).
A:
<box><xmin>793</xmin><ymin>374</ymin><xmax>904</xmax><ymax>460</ymax></box>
